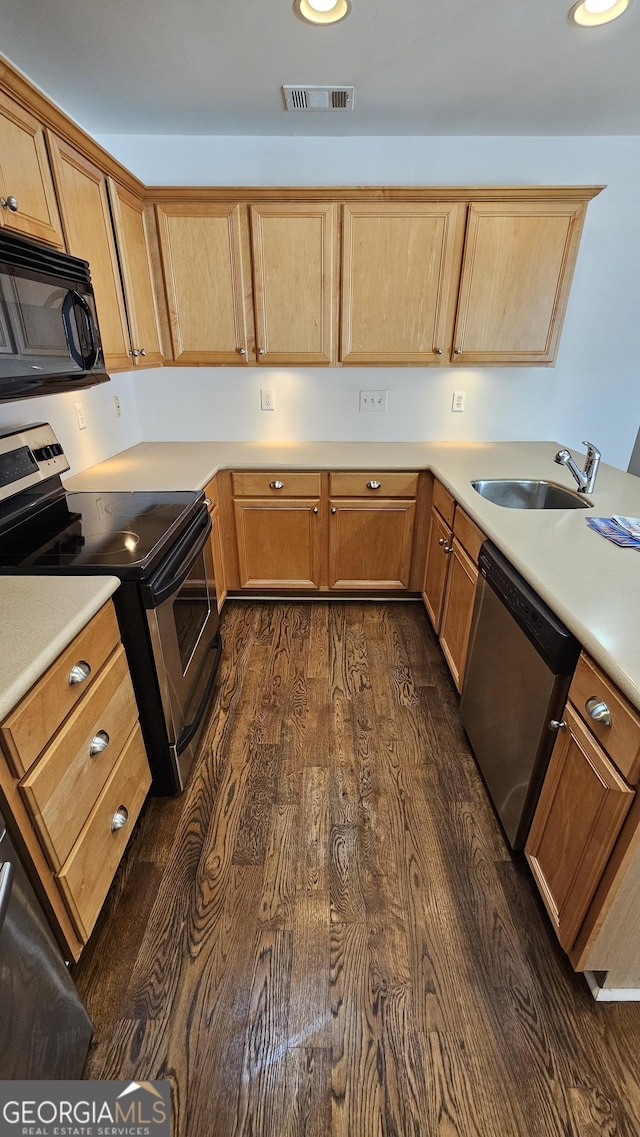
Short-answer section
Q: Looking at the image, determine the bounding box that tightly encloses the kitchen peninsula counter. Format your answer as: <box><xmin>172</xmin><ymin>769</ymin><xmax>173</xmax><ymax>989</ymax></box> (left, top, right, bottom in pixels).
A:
<box><xmin>0</xmin><ymin>576</ymin><xmax>120</xmax><ymax>721</ymax></box>
<box><xmin>65</xmin><ymin>440</ymin><xmax>640</xmax><ymax>713</ymax></box>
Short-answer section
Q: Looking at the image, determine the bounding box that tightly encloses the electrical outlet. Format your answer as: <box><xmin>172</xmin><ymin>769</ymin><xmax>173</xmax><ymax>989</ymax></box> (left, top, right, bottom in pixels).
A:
<box><xmin>113</xmin><ymin>395</ymin><xmax>122</xmax><ymax>417</ymax></box>
<box><xmin>359</xmin><ymin>390</ymin><xmax>388</xmax><ymax>412</ymax></box>
<box><xmin>451</xmin><ymin>390</ymin><xmax>466</xmax><ymax>413</ymax></box>
<box><xmin>74</xmin><ymin>403</ymin><xmax>87</xmax><ymax>430</ymax></box>
<box><xmin>261</xmin><ymin>388</ymin><xmax>275</xmax><ymax>411</ymax></box>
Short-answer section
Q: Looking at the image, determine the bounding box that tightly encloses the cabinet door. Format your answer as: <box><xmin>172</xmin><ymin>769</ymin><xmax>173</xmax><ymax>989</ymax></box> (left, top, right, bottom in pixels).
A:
<box><xmin>422</xmin><ymin>507</ymin><xmax>452</xmax><ymax>632</ymax></box>
<box><xmin>209</xmin><ymin>505</ymin><xmax>227</xmax><ymax>613</ymax></box>
<box><xmin>0</xmin><ymin>91</ymin><xmax>64</xmax><ymax>248</ymax></box>
<box><xmin>234</xmin><ymin>499</ymin><xmax>322</xmax><ymax>589</ymax></box>
<box><xmin>328</xmin><ymin>498</ymin><xmax>416</xmax><ymax>590</ymax></box>
<box><xmin>107</xmin><ymin>180</ymin><xmax>163</xmax><ymax>368</ymax></box>
<box><xmin>46</xmin><ymin>133</ymin><xmax>131</xmax><ymax>370</ymax></box>
<box><xmin>340</xmin><ymin>203</ymin><xmax>466</xmax><ymax>364</ymax></box>
<box><xmin>250</xmin><ymin>203</ymin><xmax>337</xmax><ymax>365</ymax></box>
<box><xmin>155</xmin><ymin>202</ymin><xmax>251</xmax><ymax>364</ymax></box>
<box><xmin>526</xmin><ymin>704</ymin><xmax>635</xmax><ymax>952</ymax></box>
<box><xmin>439</xmin><ymin>538</ymin><xmax>478</xmax><ymax>692</ymax></box>
<box><xmin>452</xmin><ymin>201</ymin><xmax>586</xmax><ymax>365</ymax></box>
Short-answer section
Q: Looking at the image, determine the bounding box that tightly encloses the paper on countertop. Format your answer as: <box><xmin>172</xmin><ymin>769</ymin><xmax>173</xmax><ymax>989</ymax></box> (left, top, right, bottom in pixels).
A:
<box><xmin>587</xmin><ymin>516</ymin><xmax>640</xmax><ymax>548</ymax></box>
<box><xmin>613</xmin><ymin>516</ymin><xmax>640</xmax><ymax>538</ymax></box>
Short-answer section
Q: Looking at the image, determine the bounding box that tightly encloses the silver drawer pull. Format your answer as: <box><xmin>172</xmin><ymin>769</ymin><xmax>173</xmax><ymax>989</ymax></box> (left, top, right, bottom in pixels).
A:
<box><xmin>111</xmin><ymin>806</ymin><xmax>129</xmax><ymax>832</ymax></box>
<box><xmin>585</xmin><ymin>697</ymin><xmax>612</xmax><ymax>726</ymax></box>
<box><xmin>366</xmin><ymin>480</ymin><xmax>381</xmax><ymax>490</ymax></box>
<box><xmin>443</xmin><ymin>544</ymin><xmax>453</xmax><ymax>554</ymax></box>
<box><xmin>438</xmin><ymin>537</ymin><xmax>446</xmax><ymax>546</ymax></box>
<box><xmin>1</xmin><ymin>196</ymin><xmax>18</xmax><ymax>212</ymax></box>
<box><xmin>89</xmin><ymin>730</ymin><xmax>110</xmax><ymax>757</ymax></box>
<box><xmin>549</xmin><ymin>719</ymin><xmax>567</xmax><ymax>732</ymax></box>
<box><xmin>204</xmin><ymin>497</ymin><xmax>212</xmax><ymax>507</ymax></box>
<box><xmin>68</xmin><ymin>661</ymin><xmax>91</xmax><ymax>686</ymax></box>
<box><xmin>270</xmin><ymin>480</ymin><xmax>284</xmax><ymax>490</ymax></box>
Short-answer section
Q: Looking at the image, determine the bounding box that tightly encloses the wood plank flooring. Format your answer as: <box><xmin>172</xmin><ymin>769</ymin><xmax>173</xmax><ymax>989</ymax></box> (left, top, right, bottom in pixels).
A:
<box><xmin>74</xmin><ymin>601</ymin><xmax>640</xmax><ymax>1137</ymax></box>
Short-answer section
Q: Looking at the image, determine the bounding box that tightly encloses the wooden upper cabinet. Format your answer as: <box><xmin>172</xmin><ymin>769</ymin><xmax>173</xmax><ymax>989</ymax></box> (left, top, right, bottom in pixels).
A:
<box><xmin>0</xmin><ymin>91</ymin><xmax>64</xmax><ymax>249</ymax></box>
<box><xmin>249</xmin><ymin>203</ymin><xmax>337</xmax><ymax>365</ymax></box>
<box><xmin>107</xmin><ymin>180</ymin><xmax>163</xmax><ymax>368</ymax></box>
<box><xmin>155</xmin><ymin>202</ymin><xmax>251</xmax><ymax>364</ymax></box>
<box><xmin>340</xmin><ymin>202</ymin><xmax>466</xmax><ymax>364</ymax></box>
<box><xmin>46</xmin><ymin>133</ymin><xmax>131</xmax><ymax>370</ymax></box>
<box><xmin>452</xmin><ymin>201</ymin><xmax>587</xmax><ymax>365</ymax></box>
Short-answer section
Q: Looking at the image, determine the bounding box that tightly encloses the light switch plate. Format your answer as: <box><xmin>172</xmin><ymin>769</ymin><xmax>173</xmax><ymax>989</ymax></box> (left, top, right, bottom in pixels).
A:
<box><xmin>359</xmin><ymin>390</ymin><xmax>388</xmax><ymax>412</ymax></box>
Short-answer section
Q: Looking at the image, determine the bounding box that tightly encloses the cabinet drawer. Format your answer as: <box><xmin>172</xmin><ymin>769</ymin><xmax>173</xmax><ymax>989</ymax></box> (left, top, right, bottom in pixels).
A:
<box><xmin>432</xmin><ymin>478</ymin><xmax>455</xmax><ymax>525</ymax></box>
<box><xmin>57</xmin><ymin>724</ymin><xmax>151</xmax><ymax>942</ymax></box>
<box><xmin>569</xmin><ymin>654</ymin><xmax>640</xmax><ymax>784</ymax></box>
<box><xmin>20</xmin><ymin>647</ymin><xmax>137</xmax><ymax>872</ymax></box>
<box><xmin>330</xmin><ymin>471</ymin><xmax>419</xmax><ymax>498</ymax></box>
<box><xmin>232</xmin><ymin>471</ymin><xmax>321</xmax><ymax>497</ymax></box>
<box><xmin>453</xmin><ymin>506</ymin><xmax>485</xmax><ymax>564</ymax></box>
<box><xmin>0</xmin><ymin>602</ymin><xmax>121</xmax><ymax>778</ymax></box>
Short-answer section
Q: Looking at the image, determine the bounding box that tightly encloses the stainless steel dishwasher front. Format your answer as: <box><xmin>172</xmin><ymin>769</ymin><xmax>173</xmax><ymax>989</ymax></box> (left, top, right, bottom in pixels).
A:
<box><xmin>459</xmin><ymin>541</ymin><xmax>580</xmax><ymax>850</ymax></box>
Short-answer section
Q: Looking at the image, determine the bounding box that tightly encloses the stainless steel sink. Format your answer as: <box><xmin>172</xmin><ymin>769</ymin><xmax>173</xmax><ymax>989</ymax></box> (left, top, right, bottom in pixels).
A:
<box><xmin>471</xmin><ymin>479</ymin><xmax>592</xmax><ymax>509</ymax></box>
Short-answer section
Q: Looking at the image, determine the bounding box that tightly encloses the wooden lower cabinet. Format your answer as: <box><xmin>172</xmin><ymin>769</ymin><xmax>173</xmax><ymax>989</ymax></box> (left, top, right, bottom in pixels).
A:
<box><xmin>0</xmin><ymin>601</ymin><xmax>151</xmax><ymax>960</ymax></box>
<box><xmin>234</xmin><ymin>498</ymin><xmax>322</xmax><ymax>589</ymax></box>
<box><xmin>439</xmin><ymin>538</ymin><xmax>478</xmax><ymax>692</ymax></box>
<box><xmin>328</xmin><ymin>498</ymin><xmax>416</xmax><ymax>589</ymax></box>
<box><xmin>422</xmin><ymin>506</ymin><xmax>453</xmax><ymax>630</ymax></box>
<box><xmin>526</xmin><ymin>704</ymin><xmax>634</xmax><ymax>952</ymax></box>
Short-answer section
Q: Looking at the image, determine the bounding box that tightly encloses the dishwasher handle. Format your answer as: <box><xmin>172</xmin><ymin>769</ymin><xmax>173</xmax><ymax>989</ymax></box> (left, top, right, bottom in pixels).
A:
<box><xmin>0</xmin><ymin>861</ymin><xmax>14</xmax><ymax>934</ymax></box>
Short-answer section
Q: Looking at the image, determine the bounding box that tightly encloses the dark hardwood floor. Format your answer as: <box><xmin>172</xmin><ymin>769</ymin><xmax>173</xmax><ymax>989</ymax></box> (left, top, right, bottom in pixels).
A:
<box><xmin>74</xmin><ymin>601</ymin><xmax>640</xmax><ymax>1136</ymax></box>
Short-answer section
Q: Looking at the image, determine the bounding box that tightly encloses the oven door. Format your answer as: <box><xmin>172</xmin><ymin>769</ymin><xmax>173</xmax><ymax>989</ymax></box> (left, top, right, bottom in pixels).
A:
<box><xmin>143</xmin><ymin>507</ymin><xmax>221</xmax><ymax>790</ymax></box>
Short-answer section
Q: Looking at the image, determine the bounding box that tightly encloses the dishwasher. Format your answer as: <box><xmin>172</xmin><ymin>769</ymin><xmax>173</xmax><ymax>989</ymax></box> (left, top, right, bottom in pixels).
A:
<box><xmin>460</xmin><ymin>541</ymin><xmax>580</xmax><ymax>851</ymax></box>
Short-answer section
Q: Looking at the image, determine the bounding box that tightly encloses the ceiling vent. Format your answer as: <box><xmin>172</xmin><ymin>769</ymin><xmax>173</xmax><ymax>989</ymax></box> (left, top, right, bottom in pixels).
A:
<box><xmin>282</xmin><ymin>85</ymin><xmax>355</xmax><ymax>111</ymax></box>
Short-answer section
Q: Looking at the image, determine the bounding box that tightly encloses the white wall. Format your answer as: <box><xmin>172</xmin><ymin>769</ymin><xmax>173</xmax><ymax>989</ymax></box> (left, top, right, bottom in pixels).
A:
<box><xmin>94</xmin><ymin>133</ymin><xmax>640</xmax><ymax>472</ymax></box>
<box><xmin>0</xmin><ymin>372</ymin><xmax>141</xmax><ymax>477</ymax></box>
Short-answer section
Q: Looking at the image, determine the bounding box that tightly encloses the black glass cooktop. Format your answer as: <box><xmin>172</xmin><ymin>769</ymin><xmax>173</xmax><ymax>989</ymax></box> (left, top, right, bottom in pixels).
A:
<box><xmin>0</xmin><ymin>490</ymin><xmax>202</xmax><ymax>578</ymax></box>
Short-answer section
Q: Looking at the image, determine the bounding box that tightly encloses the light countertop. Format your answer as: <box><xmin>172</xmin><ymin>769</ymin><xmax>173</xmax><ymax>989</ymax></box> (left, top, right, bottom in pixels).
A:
<box><xmin>0</xmin><ymin>576</ymin><xmax>120</xmax><ymax>721</ymax></box>
<box><xmin>65</xmin><ymin>440</ymin><xmax>640</xmax><ymax>713</ymax></box>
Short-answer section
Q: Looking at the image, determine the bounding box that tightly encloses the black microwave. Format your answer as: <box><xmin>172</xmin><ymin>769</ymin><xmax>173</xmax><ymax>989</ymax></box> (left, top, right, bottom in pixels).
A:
<box><xmin>0</xmin><ymin>230</ymin><xmax>109</xmax><ymax>401</ymax></box>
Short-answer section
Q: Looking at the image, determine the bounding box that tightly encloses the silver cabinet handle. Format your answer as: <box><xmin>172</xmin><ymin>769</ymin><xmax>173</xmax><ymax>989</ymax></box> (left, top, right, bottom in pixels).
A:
<box><xmin>438</xmin><ymin>537</ymin><xmax>446</xmax><ymax>546</ymax></box>
<box><xmin>331</xmin><ymin>507</ymin><xmax>337</xmax><ymax>515</ymax></box>
<box><xmin>89</xmin><ymin>730</ymin><xmax>110</xmax><ymax>757</ymax></box>
<box><xmin>139</xmin><ymin>348</ymin><xmax>147</xmax><ymax>357</ymax></box>
<box><xmin>238</xmin><ymin>347</ymin><xmax>246</xmax><ymax>356</ymax></box>
<box><xmin>270</xmin><ymin>480</ymin><xmax>284</xmax><ymax>490</ymax></box>
<box><xmin>585</xmin><ymin>697</ymin><xmax>612</xmax><ymax>726</ymax></box>
<box><xmin>129</xmin><ymin>349</ymin><xmax>140</xmax><ymax>358</ymax></box>
<box><xmin>313</xmin><ymin>507</ymin><xmax>319</xmax><ymax>514</ymax></box>
<box><xmin>68</xmin><ymin>661</ymin><xmax>91</xmax><ymax>686</ymax></box>
<box><xmin>258</xmin><ymin>348</ymin><xmax>265</xmax><ymax>356</ymax></box>
<box><xmin>550</xmin><ymin>719</ymin><xmax>567</xmax><ymax>732</ymax></box>
<box><xmin>435</xmin><ymin>348</ymin><xmax>443</xmax><ymax>355</ymax></box>
<box><xmin>443</xmin><ymin>545</ymin><xmax>453</xmax><ymax>554</ymax></box>
<box><xmin>204</xmin><ymin>497</ymin><xmax>212</xmax><ymax>508</ymax></box>
<box><xmin>454</xmin><ymin>348</ymin><xmax>462</xmax><ymax>356</ymax></box>
<box><xmin>111</xmin><ymin>806</ymin><xmax>129</xmax><ymax>832</ymax></box>
<box><xmin>366</xmin><ymin>480</ymin><xmax>381</xmax><ymax>490</ymax></box>
<box><xmin>1</xmin><ymin>196</ymin><xmax>18</xmax><ymax>212</ymax></box>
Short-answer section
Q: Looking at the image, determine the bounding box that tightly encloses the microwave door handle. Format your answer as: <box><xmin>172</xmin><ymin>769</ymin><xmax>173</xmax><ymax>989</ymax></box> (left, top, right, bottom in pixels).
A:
<box><xmin>71</xmin><ymin>291</ymin><xmax>99</xmax><ymax>369</ymax></box>
<box><xmin>61</xmin><ymin>289</ymin><xmax>85</xmax><ymax>369</ymax></box>
<box><xmin>146</xmin><ymin>511</ymin><xmax>212</xmax><ymax>607</ymax></box>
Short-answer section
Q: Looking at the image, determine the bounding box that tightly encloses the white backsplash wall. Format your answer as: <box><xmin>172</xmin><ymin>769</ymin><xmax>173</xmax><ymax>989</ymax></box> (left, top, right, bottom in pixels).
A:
<box><xmin>0</xmin><ymin>372</ymin><xmax>141</xmax><ymax>477</ymax></box>
<box><xmin>96</xmin><ymin>133</ymin><xmax>640</xmax><ymax>472</ymax></box>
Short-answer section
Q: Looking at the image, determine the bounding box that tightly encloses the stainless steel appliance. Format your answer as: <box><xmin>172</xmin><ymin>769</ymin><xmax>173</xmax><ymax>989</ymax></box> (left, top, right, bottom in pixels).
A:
<box><xmin>0</xmin><ymin>423</ymin><xmax>221</xmax><ymax>793</ymax></box>
<box><xmin>0</xmin><ymin>231</ymin><xmax>108</xmax><ymax>401</ymax></box>
<box><xmin>460</xmin><ymin>541</ymin><xmax>580</xmax><ymax>850</ymax></box>
<box><xmin>0</xmin><ymin>807</ymin><xmax>93</xmax><ymax>1077</ymax></box>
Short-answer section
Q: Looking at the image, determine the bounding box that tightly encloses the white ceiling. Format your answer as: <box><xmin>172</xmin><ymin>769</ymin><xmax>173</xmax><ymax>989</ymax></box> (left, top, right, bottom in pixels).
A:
<box><xmin>2</xmin><ymin>0</ymin><xmax>640</xmax><ymax>136</ymax></box>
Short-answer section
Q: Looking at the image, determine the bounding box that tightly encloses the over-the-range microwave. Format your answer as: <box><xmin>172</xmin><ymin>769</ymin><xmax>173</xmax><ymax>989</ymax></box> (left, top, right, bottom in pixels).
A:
<box><xmin>0</xmin><ymin>230</ymin><xmax>109</xmax><ymax>401</ymax></box>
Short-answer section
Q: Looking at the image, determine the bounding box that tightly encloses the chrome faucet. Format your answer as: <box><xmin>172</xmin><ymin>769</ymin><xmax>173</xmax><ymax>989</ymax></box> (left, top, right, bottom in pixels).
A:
<box><xmin>554</xmin><ymin>440</ymin><xmax>601</xmax><ymax>495</ymax></box>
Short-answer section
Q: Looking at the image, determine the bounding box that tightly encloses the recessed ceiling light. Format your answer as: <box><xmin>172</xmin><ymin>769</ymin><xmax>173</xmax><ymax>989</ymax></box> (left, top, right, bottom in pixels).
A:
<box><xmin>294</xmin><ymin>0</ymin><xmax>352</xmax><ymax>25</ymax></box>
<box><xmin>569</xmin><ymin>0</ymin><xmax>632</xmax><ymax>25</ymax></box>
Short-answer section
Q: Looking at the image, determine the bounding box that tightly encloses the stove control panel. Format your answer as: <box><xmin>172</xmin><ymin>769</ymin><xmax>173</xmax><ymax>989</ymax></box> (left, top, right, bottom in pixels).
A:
<box><xmin>0</xmin><ymin>424</ymin><xmax>69</xmax><ymax>503</ymax></box>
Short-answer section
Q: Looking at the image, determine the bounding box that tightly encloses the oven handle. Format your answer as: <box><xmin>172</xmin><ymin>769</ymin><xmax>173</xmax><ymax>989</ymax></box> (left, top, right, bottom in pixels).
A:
<box><xmin>143</xmin><ymin>507</ymin><xmax>211</xmax><ymax>607</ymax></box>
<box><xmin>175</xmin><ymin>633</ymin><xmax>222</xmax><ymax>756</ymax></box>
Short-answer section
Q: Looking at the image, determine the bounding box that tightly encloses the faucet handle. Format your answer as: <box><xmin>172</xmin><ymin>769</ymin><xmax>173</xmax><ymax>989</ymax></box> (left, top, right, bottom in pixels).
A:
<box><xmin>582</xmin><ymin>440</ymin><xmax>601</xmax><ymax>459</ymax></box>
